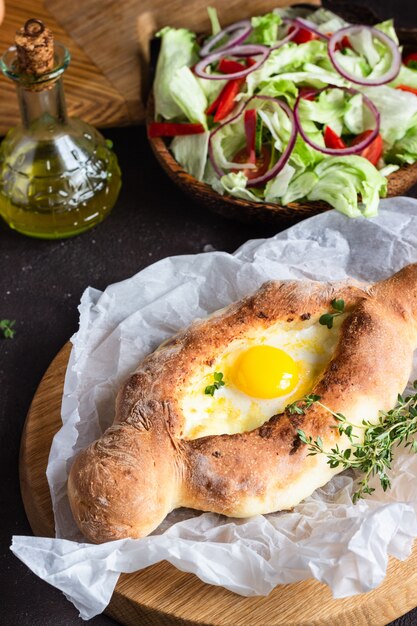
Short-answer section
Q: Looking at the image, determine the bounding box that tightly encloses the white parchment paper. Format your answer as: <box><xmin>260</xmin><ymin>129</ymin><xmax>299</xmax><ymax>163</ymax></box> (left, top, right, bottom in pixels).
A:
<box><xmin>11</xmin><ymin>197</ymin><xmax>417</xmax><ymax>620</ymax></box>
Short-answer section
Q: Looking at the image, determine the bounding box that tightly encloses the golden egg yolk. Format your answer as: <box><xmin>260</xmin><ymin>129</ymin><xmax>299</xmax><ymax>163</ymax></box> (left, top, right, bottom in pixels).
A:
<box><xmin>230</xmin><ymin>345</ymin><xmax>299</xmax><ymax>399</ymax></box>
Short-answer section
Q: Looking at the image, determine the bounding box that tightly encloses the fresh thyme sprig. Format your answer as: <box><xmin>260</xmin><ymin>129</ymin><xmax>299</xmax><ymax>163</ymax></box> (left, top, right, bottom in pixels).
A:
<box><xmin>319</xmin><ymin>298</ymin><xmax>345</xmax><ymax>329</ymax></box>
<box><xmin>205</xmin><ymin>371</ymin><xmax>225</xmax><ymax>396</ymax></box>
<box><xmin>286</xmin><ymin>394</ymin><xmax>321</xmax><ymax>415</ymax></box>
<box><xmin>294</xmin><ymin>383</ymin><xmax>417</xmax><ymax>503</ymax></box>
<box><xmin>0</xmin><ymin>319</ymin><xmax>15</xmax><ymax>339</ymax></box>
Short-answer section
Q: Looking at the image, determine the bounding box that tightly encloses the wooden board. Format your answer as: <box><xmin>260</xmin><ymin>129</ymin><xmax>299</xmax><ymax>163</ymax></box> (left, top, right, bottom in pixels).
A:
<box><xmin>45</xmin><ymin>0</ymin><xmax>320</xmax><ymax>126</ymax></box>
<box><xmin>0</xmin><ymin>0</ymin><xmax>131</xmax><ymax>135</ymax></box>
<box><xmin>20</xmin><ymin>342</ymin><xmax>417</xmax><ymax>626</ymax></box>
<box><xmin>1</xmin><ymin>1</ymin><xmax>320</xmax><ymax>136</ymax></box>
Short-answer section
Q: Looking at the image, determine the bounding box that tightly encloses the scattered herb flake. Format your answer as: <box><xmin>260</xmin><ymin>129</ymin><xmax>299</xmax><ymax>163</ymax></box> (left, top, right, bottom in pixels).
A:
<box><xmin>205</xmin><ymin>371</ymin><xmax>225</xmax><ymax>396</ymax></box>
<box><xmin>0</xmin><ymin>319</ymin><xmax>15</xmax><ymax>339</ymax></box>
<box><xmin>319</xmin><ymin>298</ymin><xmax>345</xmax><ymax>329</ymax></box>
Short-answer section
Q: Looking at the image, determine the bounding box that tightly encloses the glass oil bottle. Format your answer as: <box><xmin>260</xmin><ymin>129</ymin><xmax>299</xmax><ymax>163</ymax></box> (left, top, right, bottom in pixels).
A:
<box><xmin>0</xmin><ymin>19</ymin><xmax>121</xmax><ymax>239</ymax></box>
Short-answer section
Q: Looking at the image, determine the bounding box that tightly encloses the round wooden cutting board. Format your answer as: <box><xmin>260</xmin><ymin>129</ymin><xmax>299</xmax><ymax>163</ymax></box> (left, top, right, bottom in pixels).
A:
<box><xmin>20</xmin><ymin>343</ymin><xmax>417</xmax><ymax>626</ymax></box>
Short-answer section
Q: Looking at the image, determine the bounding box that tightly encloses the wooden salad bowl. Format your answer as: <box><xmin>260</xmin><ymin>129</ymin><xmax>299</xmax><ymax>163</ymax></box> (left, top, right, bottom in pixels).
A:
<box><xmin>146</xmin><ymin>2</ymin><xmax>417</xmax><ymax>226</ymax></box>
<box><xmin>147</xmin><ymin>98</ymin><xmax>417</xmax><ymax>226</ymax></box>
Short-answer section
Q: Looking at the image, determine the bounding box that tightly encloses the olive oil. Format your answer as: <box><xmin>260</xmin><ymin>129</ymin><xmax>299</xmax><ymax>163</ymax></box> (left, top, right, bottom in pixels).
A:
<box><xmin>0</xmin><ymin>121</ymin><xmax>121</xmax><ymax>238</ymax></box>
<box><xmin>0</xmin><ymin>23</ymin><xmax>121</xmax><ymax>239</ymax></box>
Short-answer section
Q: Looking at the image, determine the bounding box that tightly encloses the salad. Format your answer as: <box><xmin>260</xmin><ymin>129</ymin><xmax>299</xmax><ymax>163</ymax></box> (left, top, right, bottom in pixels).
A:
<box><xmin>150</xmin><ymin>7</ymin><xmax>417</xmax><ymax>218</ymax></box>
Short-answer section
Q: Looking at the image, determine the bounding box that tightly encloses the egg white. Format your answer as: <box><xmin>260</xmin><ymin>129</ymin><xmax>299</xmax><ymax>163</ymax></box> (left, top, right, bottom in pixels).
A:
<box><xmin>181</xmin><ymin>316</ymin><xmax>345</xmax><ymax>439</ymax></box>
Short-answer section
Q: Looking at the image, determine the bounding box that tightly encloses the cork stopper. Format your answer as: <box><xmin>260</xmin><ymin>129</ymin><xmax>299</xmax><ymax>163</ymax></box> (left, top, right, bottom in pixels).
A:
<box><xmin>15</xmin><ymin>19</ymin><xmax>54</xmax><ymax>77</ymax></box>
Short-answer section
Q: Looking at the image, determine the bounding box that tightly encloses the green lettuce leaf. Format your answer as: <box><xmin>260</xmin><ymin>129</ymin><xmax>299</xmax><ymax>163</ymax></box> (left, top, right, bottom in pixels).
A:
<box><xmin>362</xmin><ymin>85</ymin><xmax>417</xmax><ymax>149</ymax></box>
<box><xmin>257</xmin><ymin>78</ymin><xmax>298</xmax><ymax>105</ymax></box>
<box><xmin>197</xmin><ymin>70</ymin><xmax>227</xmax><ymax>108</ymax></box>
<box><xmin>245</xmin><ymin>40</ymin><xmax>331</xmax><ymax>95</ymax></box>
<box><xmin>218</xmin><ymin>172</ymin><xmax>261</xmax><ymax>201</ymax></box>
<box><xmin>289</xmin><ymin>136</ymin><xmax>324</xmax><ymax>170</ymax></box>
<box><xmin>378</xmin><ymin>163</ymin><xmax>400</xmax><ymax>176</ymax></box>
<box><xmin>307</xmin><ymin>156</ymin><xmax>387</xmax><ymax>217</ymax></box>
<box><xmin>349</xmin><ymin>29</ymin><xmax>381</xmax><ymax>68</ymax></box>
<box><xmin>297</xmin><ymin>89</ymin><xmax>370</xmax><ymax>140</ymax></box>
<box><xmin>169</xmin><ymin>66</ymin><xmax>208</xmax><ymax>127</ymax></box>
<box><xmin>344</xmin><ymin>93</ymin><xmax>367</xmax><ymax>135</ymax></box>
<box><xmin>306</xmin><ymin>8</ymin><xmax>348</xmax><ymax>33</ymax></box>
<box><xmin>375</xmin><ymin>19</ymin><xmax>399</xmax><ymax>45</ymax></box>
<box><xmin>331</xmin><ymin>49</ymin><xmax>370</xmax><ymax>80</ymax></box>
<box><xmin>297</xmin><ymin>88</ymin><xmax>348</xmax><ymax>136</ymax></box>
<box><xmin>249</xmin><ymin>12</ymin><xmax>282</xmax><ymax>46</ymax></box>
<box><xmin>281</xmin><ymin>170</ymin><xmax>318</xmax><ymax>204</ymax></box>
<box><xmin>332</xmin><ymin>20</ymin><xmax>399</xmax><ymax>84</ymax></box>
<box><xmin>309</xmin><ymin>169</ymin><xmax>365</xmax><ymax>217</ymax></box>
<box><xmin>255</xmin><ymin>64</ymin><xmax>348</xmax><ymax>92</ymax></box>
<box><xmin>257</xmin><ymin>101</ymin><xmax>293</xmax><ymax>153</ymax></box>
<box><xmin>390</xmin><ymin>65</ymin><xmax>417</xmax><ymax>90</ymax></box>
<box><xmin>264</xmin><ymin>163</ymin><xmax>296</xmax><ymax>202</ymax></box>
<box><xmin>387</xmin><ymin>122</ymin><xmax>417</xmax><ymax>164</ymax></box>
<box><xmin>171</xmin><ymin>132</ymin><xmax>210</xmax><ymax>180</ymax></box>
<box><xmin>207</xmin><ymin>6</ymin><xmax>221</xmax><ymax>36</ymax></box>
<box><xmin>154</xmin><ymin>27</ymin><xmax>198</xmax><ymax>120</ymax></box>
<box><xmin>209</xmin><ymin>114</ymin><xmax>246</xmax><ymax>170</ymax></box>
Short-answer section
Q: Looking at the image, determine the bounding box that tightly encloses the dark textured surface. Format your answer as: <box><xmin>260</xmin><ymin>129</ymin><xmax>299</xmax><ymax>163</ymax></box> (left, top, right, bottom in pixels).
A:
<box><xmin>1</xmin><ymin>1</ymin><xmax>417</xmax><ymax>624</ymax></box>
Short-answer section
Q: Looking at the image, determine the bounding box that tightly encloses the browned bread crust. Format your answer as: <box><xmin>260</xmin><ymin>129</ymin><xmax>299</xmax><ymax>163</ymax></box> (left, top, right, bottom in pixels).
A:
<box><xmin>68</xmin><ymin>264</ymin><xmax>417</xmax><ymax>542</ymax></box>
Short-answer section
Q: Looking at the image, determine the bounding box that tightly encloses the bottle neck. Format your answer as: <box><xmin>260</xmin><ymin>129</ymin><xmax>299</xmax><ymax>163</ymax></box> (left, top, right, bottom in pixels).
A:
<box><xmin>16</xmin><ymin>78</ymin><xmax>68</xmax><ymax>128</ymax></box>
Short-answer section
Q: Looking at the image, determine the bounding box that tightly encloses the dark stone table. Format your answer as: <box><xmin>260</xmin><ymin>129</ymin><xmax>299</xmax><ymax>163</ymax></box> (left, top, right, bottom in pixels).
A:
<box><xmin>2</xmin><ymin>1</ymin><xmax>417</xmax><ymax>624</ymax></box>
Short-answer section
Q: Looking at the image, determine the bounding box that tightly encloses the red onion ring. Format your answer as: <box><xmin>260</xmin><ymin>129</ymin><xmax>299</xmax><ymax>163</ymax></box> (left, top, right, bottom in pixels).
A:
<box><xmin>194</xmin><ymin>44</ymin><xmax>270</xmax><ymax>80</ymax></box>
<box><xmin>292</xmin><ymin>17</ymin><xmax>330</xmax><ymax>41</ymax></box>
<box><xmin>293</xmin><ymin>87</ymin><xmax>380</xmax><ymax>156</ymax></box>
<box><xmin>208</xmin><ymin>95</ymin><xmax>297</xmax><ymax>187</ymax></box>
<box><xmin>200</xmin><ymin>19</ymin><xmax>253</xmax><ymax>57</ymax></box>
<box><xmin>328</xmin><ymin>25</ymin><xmax>401</xmax><ymax>86</ymax></box>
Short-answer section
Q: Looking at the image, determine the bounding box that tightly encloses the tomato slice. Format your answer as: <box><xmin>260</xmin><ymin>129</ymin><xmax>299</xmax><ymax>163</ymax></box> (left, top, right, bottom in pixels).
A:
<box><xmin>351</xmin><ymin>130</ymin><xmax>383</xmax><ymax>166</ymax></box>
<box><xmin>403</xmin><ymin>52</ymin><xmax>417</xmax><ymax>70</ymax></box>
<box><xmin>291</xmin><ymin>27</ymin><xmax>317</xmax><ymax>45</ymax></box>
<box><xmin>396</xmin><ymin>84</ymin><xmax>417</xmax><ymax>96</ymax></box>
<box><xmin>324</xmin><ymin>126</ymin><xmax>347</xmax><ymax>150</ymax></box>
<box><xmin>299</xmin><ymin>87</ymin><xmax>316</xmax><ymax>101</ymax></box>
<box><xmin>218</xmin><ymin>58</ymin><xmax>246</xmax><ymax>74</ymax></box>
<box><xmin>148</xmin><ymin>122</ymin><xmax>205</xmax><ymax>138</ymax></box>
<box><xmin>212</xmin><ymin>79</ymin><xmax>245</xmax><ymax>122</ymax></box>
<box><xmin>336</xmin><ymin>35</ymin><xmax>352</xmax><ymax>52</ymax></box>
<box><xmin>232</xmin><ymin>145</ymin><xmax>271</xmax><ymax>180</ymax></box>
